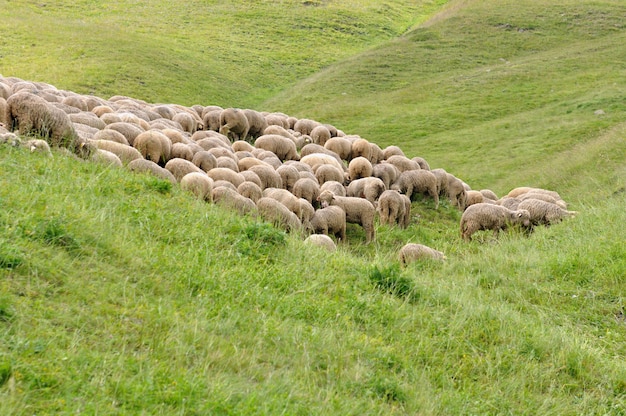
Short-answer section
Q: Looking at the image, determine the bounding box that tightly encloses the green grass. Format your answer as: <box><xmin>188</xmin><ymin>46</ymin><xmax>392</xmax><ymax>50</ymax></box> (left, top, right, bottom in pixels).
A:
<box><xmin>1</xmin><ymin>0</ymin><xmax>626</xmax><ymax>414</ymax></box>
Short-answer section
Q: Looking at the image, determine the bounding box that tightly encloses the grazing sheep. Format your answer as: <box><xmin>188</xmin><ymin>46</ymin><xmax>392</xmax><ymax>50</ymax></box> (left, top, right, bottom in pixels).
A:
<box><xmin>202</xmin><ymin>108</ymin><xmax>223</xmax><ymax>132</ymax></box>
<box><xmin>324</xmin><ymin>137</ymin><xmax>352</xmax><ymax>161</ymax></box>
<box><xmin>319</xmin><ymin>180</ymin><xmax>347</xmax><ymax>197</ymax></box>
<box><xmin>232</xmin><ymin>140</ymin><xmax>255</xmax><ymax>153</ymax></box>
<box><xmin>300</xmin><ymin>143</ymin><xmax>344</xmax><ymax>165</ymax></box>
<box><xmin>239</xmin><ymin>170</ymin><xmax>263</xmax><ymax>188</ymax></box>
<box><xmin>370</xmin><ymin>143</ymin><xmax>384</xmax><ymax>164</ymax></box>
<box><xmin>411</xmin><ymin>156</ymin><xmax>431</xmax><ymax>171</ymax></box>
<box><xmin>292</xmin><ymin>177</ymin><xmax>321</xmax><ymax>207</ymax></box>
<box><xmin>91</xmin><ymin>139</ymin><xmax>143</xmax><ymax>164</ymax></box>
<box><xmin>497</xmin><ymin>196</ymin><xmax>521</xmax><ymax>210</ymax></box>
<box><xmin>170</xmin><ymin>142</ymin><xmax>195</xmax><ymax>161</ymax></box>
<box><xmin>216</xmin><ymin>156</ymin><xmax>240</xmax><ymax>172</ymax></box>
<box><xmin>254</xmin><ymin>134</ymin><xmax>300</xmax><ymax>161</ymax></box>
<box><xmin>430</xmin><ymin>168</ymin><xmax>449</xmax><ymax>198</ymax></box>
<box><xmin>212</xmin><ymin>186</ymin><xmax>257</xmax><ymax>216</ymax></box>
<box><xmin>351</xmin><ymin>138</ymin><xmax>372</xmax><ymax>161</ymax></box>
<box><xmin>276</xmin><ymin>164</ymin><xmax>300</xmax><ymax>192</ymax></box>
<box><xmin>304</xmin><ymin>234</ymin><xmax>337</xmax><ymax>252</ymax></box>
<box><xmin>21</xmin><ymin>138</ymin><xmax>52</xmax><ymax>156</ymax></box>
<box><xmin>243</xmin><ymin>109</ymin><xmax>268</xmax><ymax>139</ymax></box>
<box><xmin>255</xmin><ymin>150</ymin><xmax>283</xmax><ymax>169</ymax></box>
<box><xmin>464</xmin><ymin>190</ymin><xmax>484</xmax><ymax>208</ymax></box>
<box><xmin>310</xmin><ymin>124</ymin><xmax>331</xmax><ymax>146</ymax></box>
<box><xmin>248</xmin><ymin>165</ymin><xmax>283</xmax><ymax>190</ymax></box>
<box><xmin>399</xmin><ymin>243</ymin><xmax>446</xmax><ymax>266</ymax></box>
<box><xmin>372</xmin><ymin>162</ymin><xmax>401</xmax><ymax>190</ymax></box>
<box><xmin>480</xmin><ymin>189</ymin><xmax>499</xmax><ymax>201</ymax></box>
<box><xmin>460</xmin><ymin>203</ymin><xmax>532</xmax><ymax>241</ymax></box>
<box><xmin>69</xmin><ymin>111</ymin><xmax>107</xmax><ymax>130</ymax></box>
<box><xmin>104</xmin><ymin>122</ymin><xmax>144</xmax><ymax>146</ymax></box>
<box><xmin>206</xmin><ymin>167</ymin><xmax>245</xmax><ymax>188</ymax></box>
<box><xmin>256</xmin><ymin>197</ymin><xmax>302</xmax><ymax>233</ymax></box>
<box><xmin>133</xmin><ymin>130</ymin><xmax>172</xmax><ymax>165</ymax></box>
<box><xmin>382</xmin><ymin>145</ymin><xmax>405</xmax><ymax>160</ymax></box>
<box><xmin>377</xmin><ymin>189</ymin><xmax>411</xmax><ymax>228</ymax></box>
<box><xmin>264</xmin><ymin>113</ymin><xmax>290</xmax><ymax>129</ymax></box>
<box><xmin>237</xmin><ymin>181</ymin><xmax>263</xmax><ymax>203</ymax></box>
<box><xmin>180</xmin><ymin>172</ymin><xmax>213</xmax><ymax>202</ymax></box>
<box><xmin>91</xmin><ymin>148</ymin><xmax>123</xmax><ymax>167</ymax></box>
<box><xmin>92</xmin><ymin>129</ymin><xmax>130</xmax><ymax>146</ymax></box>
<box><xmin>446</xmin><ymin>173</ymin><xmax>467</xmax><ymax>210</ymax></box>
<box><xmin>127</xmin><ymin>158</ymin><xmax>177</xmax><ymax>184</ymax></box>
<box><xmin>5</xmin><ymin>91</ymin><xmax>81</xmax><ymax>151</ymax></box>
<box><xmin>385</xmin><ymin>155</ymin><xmax>420</xmax><ymax>173</ymax></box>
<box><xmin>317</xmin><ymin>190</ymin><xmax>376</xmax><ymax>243</ymax></box>
<box><xmin>310</xmin><ymin>205</ymin><xmax>346</xmax><ymax>242</ymax></box>
<box><xmin>315</xmin><ymin>163</ymin><xmax>346</xmax><ymax>186</ymax></box>
<box><xmin>219</xmin><ymin>108</ymin><xmax>249</xmax><ymax>142</ymax></box>
<box><xmin>300</xmin><ymin>152</ymin><xmax>345</xmax><ymax>173</ymax></box>
<box><xmin>263</xmin><ymin>187</ymin><xmax>314</xmax><ymax>227</ymax></box>
<box><xmin>172</xmin><ymin>111</ymin><xmax>197</xmax><ymax>134</ymax></box>
<box><xmin>348</xmin><ymin>156</ymin><xmax>373</xmax><ymax>181</ymax></box>
<box><xmin>517</xmin><ymin>191</ymin><xmax>567</xmax><ymax>209</ymax></box>
<box><xmin>293</xmin><ymin>118</ymin><xmax>321</xmax><ymax>136</ymax></box>
<box><xmin>392</xmin><ymin>170</ymin><xmax>439</xmax><ymax>208</ymax></box>
<box><xmin>191</xmin><ymin>150</ymin><xmax>218</xmax><ymax>172</ymax></box>
<box><xmin>517</xmin><ymin>198</ymin><xmax>577</xmax><ymax>227</ymax></box>
<box><xmin>346</xmin><ymin>177</ymin><xmax>386</xmax><ymax>206</ymax></box>
<box><xmin>164</xmin><ymin>157</ymin><xmax>204</xmax><ymax>182</ymax></box>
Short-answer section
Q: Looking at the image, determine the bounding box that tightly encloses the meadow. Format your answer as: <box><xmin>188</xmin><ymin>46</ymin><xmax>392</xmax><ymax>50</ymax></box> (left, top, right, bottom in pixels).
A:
<box><xmin>1</xmin><ymin>0</ymin><xmax>625</xmax><ymax>414</ymax></box>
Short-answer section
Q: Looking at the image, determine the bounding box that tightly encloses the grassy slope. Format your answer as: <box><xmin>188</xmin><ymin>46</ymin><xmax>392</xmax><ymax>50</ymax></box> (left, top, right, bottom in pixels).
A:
<box><xmin>1</xmin><ymin>0</ymin><xmax>626</xmax><ymax>415</ymax></box>
<box><xmin>0</xmin><ymin>0</ymin><xmax>445</xmax><ymax>108</ymax></box>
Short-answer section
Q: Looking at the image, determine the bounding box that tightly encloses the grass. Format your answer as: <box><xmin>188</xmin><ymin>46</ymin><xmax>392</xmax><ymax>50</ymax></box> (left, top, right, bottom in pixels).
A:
<box><xmin>1</xmin><ymin>0</ymin><xmax>626</xmax><ymax>414</ymax></box>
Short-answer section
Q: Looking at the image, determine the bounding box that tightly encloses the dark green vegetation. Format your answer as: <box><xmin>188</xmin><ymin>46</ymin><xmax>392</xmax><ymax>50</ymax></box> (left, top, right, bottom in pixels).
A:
<box><xmin>1</xmin><ymin>0</ymin><xmax>625</xmax><ymax>414</ymax></box>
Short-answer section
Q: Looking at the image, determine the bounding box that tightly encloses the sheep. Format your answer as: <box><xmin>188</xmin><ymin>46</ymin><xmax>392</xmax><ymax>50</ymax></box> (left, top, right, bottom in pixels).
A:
<box><xmin>264</xmin><ymin>113</ymin><xmax>290</xmax><ymax>129</ymax></box>
<box><xmin>315</xmin><ymin>163</ymin><xmax>346</xmax><ymax>186</ymax></box>
<box><xmin>239</xmin><ymin>170</ymin><xmax>263</xmax><ymax>188</ymax></box>
<box><xmin>348</xmin><ymin>156</ymin><xmax>373</xmax><ymax>181</ymax></box>
<box><xmin>464</xmin><ymin>190</ymin><xmax>484</xmax><ymax>209</ymax></box>
<box><xmin>324</xmin><ymin>137</ymin><xmax>352</xmax><ymax>161</ymax></box>
<box><xmin>351</xmin><ymin>138</ymin><xmax>372</xmax><ymax>161</ymax></box>
<box><xmin>133</xmin><ymin>130</ymin><xmax>172</xmax><ymax>165</ymax></box>
<box><xmin>276</xmin><ymin>164</ymin><xmax>300</xmax><ymax>192</ymax></box>
<box><xmin>392</xmin><ymin>170</ymin><xmax>439</xmax><ymax>208</ymax></box>
<box><xmin>263</xmin><ymin>187</ymin><xmax>314</xmax><ymax>227</ymax></box>
<box><xmin>372</xmin><ymin>162</ymin><xmax>400</xmax><ymax>190</ymax></box>
<box><xmin>304</xmin><ymin>234</ymin><xmax>337</xmax><ymax>252</ymax></box>
<box><xmin>164</xmin><ymin>158</ymin><xmax>204</xmax><ymax>182</ymax></box>
<box><xmin>370</xmin><ymin>143</ymin><xmax>384</xmax><ymax>164</ymax></box>
<box><xmin>385</xmin><ymin>155</ymin><xmax>420</xmax><ymax>173</ymax></box>
<box><xmin>507</xmin><ymin>186</ymin><xmax>562</xmax><ymax>200</ymax></box>
<box><xmin>92</xmin><ymin>129</ymin><xmax>130</xmax><ymax>146</ymax></box>
<box><xmin>212</xmin><ymin>186</ymin><xmax>257</xmax><ymax>216</ymax></box>
<box><xmin>292</xmin><ymin>177</ymin><xmax>321</xmax><ymax>207</ymax></box>
<box><xmin>238</xmin><ymin>156</ymin><xmax>274</xmax><ymax>172</ymax></box>
<box><xmin>317</xmin><ymin>190</ymin><xmax>376</xmax><ymax>243</ymax></box>
<box><xmin>411</xmin><ymin>156</ymin><xmax>431</xmax><ymax>171</ymax></box>
<box><xmin>206</xmin><ymin>167</ymin><xmax>245</xmax><ymax>188</ymax></box>
<box><xmin>255</xmin><ymin>150</ymin><xmax>283</xmax><ymax>169</ymax></box>
<box><xmin>319</xmin><ymin>180</ymin><xmax>347</xmax><ymax>197</ymax></box>
<box><xmin>172</xmin><ymin>111</ymin><xmax>198</xmax><ymax>134</ymax></box>
<box><xmin>61</xmin><ymin>95</ymin><xmax>88</xmax><ymax>112</ymax></box>
<box><xmin>300</xmin><ymin>153</ymin><xmax>345</xmax><ymax>178</ymax></box>
<box><xmin>497</xmin><ymin>196</ymin><xmax>521</xmax><ymax>210</ymax></box>
<box><xmin>346</xmin><ymin>177</ymin><xmax>386</xmax><ymax>206</ymax></box>
<box><xmin>243</xmin><ymin>109</ymin><xmax>268</xmax><ymax>139</ymax></box>
<box><xmin>91</xmin><ymin>139</ymin><xmax>143</xmax><ymax>164</ymax></box>
<box><xmin>5</xmin><ymin>91</ymin><xmax>82</xmax><ymax>151</ymax></box>
<box><xmin>460</xmin><ymin>203</ymin><xmax>532</xmax><ymax>241</ymax></box>
<box><xmin>127</xmin><ymin>158</ymin><xmax>177</xmax><ymax>184</ymax></box>
<box><xmin>202</xmin><ymin>109</ymin><xmax>223</xmax><ymax>132</ymax></box>
<box><xmin>293</xmin><ymin>118</ymin><xmax>321</xmax><ymax>136</ymax></box>
<box><xmin>180</xmin><ymin>172</ymin><xmax>213</xmax><ymax>202</ymax></box>
<box><xmin>90</xmin><ymin>148</ymin><xmax>123</xmax><ymax>167</ymax></box>
<box><xmin>516</xmin><ymin>198</ymin><xmax>577</xmax><ymax>227</ymax></box>
<box><xmin>446</xmin><ymin>173</ymin><xmax>467</xmax><ymax>210</ymax></box>
<box><xmin>254</xmin><ymin>134</ymin><xmax>300</xmax><ymax>161</ymax></box>
<box><xmin>399</xmin><ymin>243</ymin><xmax>446</xmax><ymax>266</ymax></box>
<box><xmin>480</xmin><ymin>189</ymin><xmax>499</xmax><ymax>201</ymax></box>
<box><xmin>517</xmin><ymin>191</ymin><xmax>568</xmax><ymax>209</ymax></box>
<box><xmin>104</xmin><ymin>122</ymin><xmax>144</xmax><ymax>146</ymax></box>
<box><xmin>300</xmin><ymin>143</ymin><xmax>344</xmax><ymax>166</ymax></box>
<box><xmin>256</xmin><ymin>197</ymin><xmax>302</xmax><ymax>233</ymax></box>
<box><xmin>310</xmin><ymin>125</ymin><xmax>331</xmax><ymax>146</ymax></box>
<box><xmin>215</xmin><ymin>156</ymin><xmax>240</xmax><ymax>172</ymax></box>
<box><xmin>377</xmin><ymin>189</ymin><xmax>411</xmax><ymax>228</ymax></box>
<box><xmin>248</xmin><ymin>164</ymin><xmax>283</xmax><ymax>190</ymax></box>
<box><xmin>69</xmin><ymin>111</ymin><xmax>107</xmax><ymax>130</ymax></box>
<box><xmin>219</xmin><ymin>108</ymin><xmax>249</xmax><ymax>142</ymax></box>
<box><xmin>170</xmin><ymin>142</ymin><xmax>195</xmax><ymax>161</ymax></box>
<box><xmin>309</xmin><ymin>205</ymin><xmax>347</xmax><ymax>242</ymax></box>
<box><xmin>22</xmin><ymin>138</ymin><xmax>52</xmax><ymax>156</ymax></box>
<box><xmin>382</xmin><ymin>145</ymin><xmax>405</xmax><ymax>160</ymax></box>
<box><xmin>231</xmin><ymin>140</ymin><xmax>255</xmax><ymax>153</ymax></box>
<box><xmin>191</xmin><ymin>150</ymin><xmax>218</xmax><ymax>172</ymax></box>
<box><xmin>237</xmin><ymin>181</ymin><xmax>263</xmax><ymax>203</ymax></box>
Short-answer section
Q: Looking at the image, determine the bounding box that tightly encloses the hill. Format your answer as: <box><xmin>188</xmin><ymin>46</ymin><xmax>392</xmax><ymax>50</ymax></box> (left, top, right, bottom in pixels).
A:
<box><xmin>1</xmin><ymin>0</ymin><xmax>626</xmax><ymax>414</ymax></box>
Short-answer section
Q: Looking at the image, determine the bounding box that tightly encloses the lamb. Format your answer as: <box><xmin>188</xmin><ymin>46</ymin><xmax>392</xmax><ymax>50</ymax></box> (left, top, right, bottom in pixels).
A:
<box><xmin>254</xmin><ymin>134</ymin><xmax>300</xmax><ymax>161</ymax></box>
<box><xmin>212</xmin><ymin>186</ymin><xmax>257</xmax><ymax>216</ymax></box>
<box><xmin>127</xmin><ymin>158</ymin><xmax>177</xmax><ymax>184</ymax></box>
<box><xmin>392</xmin><ymin>170</ymin><xmax>439</xmax><ymax>208</ymax></box>
<box><xmin>346</xmin><ymin>177</ymin><xmax>386</xmax><ymax>206</ymax></box>
<box><xmin>164</xmin><ymin>157</ymin><xmax>204</xmax><ymax>182</ymax></box>
<box><xmin>219</xmin><ymin>108</ymin><xmax>250</xmax><ymax>142</ymax></box>
<box><xmin>256</xmin><ymin>197</ymin><xmax>303</xmax><ymax>233</ymax></box>
<box><xmin>516</xmin><ymin>198</ymin><xmax>577</xmax><ymax>227</ymax></box>
<box><xmin>304</xmin><ymin>234</ymin><xmax>337</xmax><ymax>252</ymax></box>
<box><xmin>309</xmin><ymin>205</ymin><xmax>346</xmax><ymax>242</ymax></box>
<box><xmin>5</xmin><ymin>91</ymin><xmax>82</xmax><ymax>152</ymax></box>
<box><xmin>348</xmin><ymin>156</ymin><xmax>373</xmax><ymax>181</ymax></box>
<box><xmin>180</xmin><ymin>172</ymin><xmax>213</xmax><ymax>202</ymax></box>
<box><xmin>377</xmin><ymin>189</ymin><xmax>411</xmax><ymax>228</ymax></box>
<box><xmin>399</xmin><ymin>243</ymin><xmax>446</xmax><ymax>266</ymax></box>
<box><xmin>317</xmin><ymin>190</ymin><xmax>376</xmax><ymax>243</ymax></box>
<box><xmin>460</xmin><ymin>203</ymin><xmax>532</xmax><ymax>241</ymax></box>
<box><xmin>133</xmin><ymin>130</ymin><xmax>172</xmax><ymax>165</ymax></box>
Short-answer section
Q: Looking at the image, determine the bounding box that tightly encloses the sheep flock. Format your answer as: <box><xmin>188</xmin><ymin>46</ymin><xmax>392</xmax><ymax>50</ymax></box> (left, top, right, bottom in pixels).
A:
<box><xmin>0</xmin><ymin>76</ymin><xmax>578</xmax><ymax>264</ymax></box>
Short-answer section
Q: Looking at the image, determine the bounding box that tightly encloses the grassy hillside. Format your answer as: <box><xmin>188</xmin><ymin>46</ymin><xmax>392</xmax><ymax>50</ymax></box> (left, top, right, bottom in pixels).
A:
<box><xmin>1</xmin><ymin>0</ymin><xmax>626</xmax><ymax>414</ymax></box>
<box><xmin>0</xmin><ymin>0</ymin><xmax>445</xmax><ymax>108</ymax></box>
